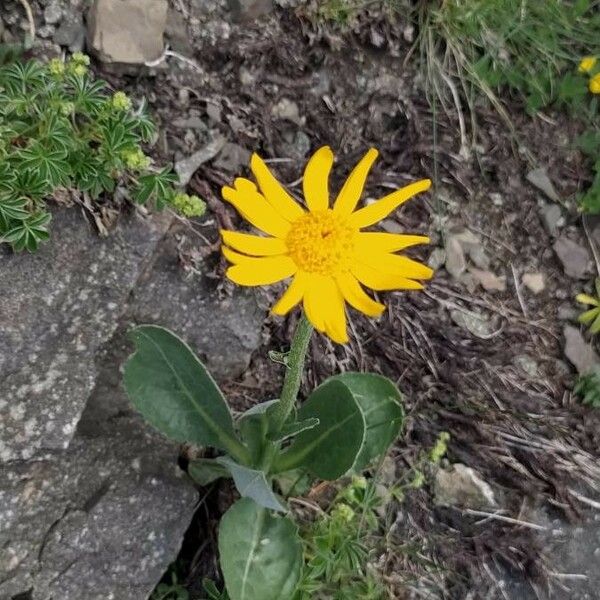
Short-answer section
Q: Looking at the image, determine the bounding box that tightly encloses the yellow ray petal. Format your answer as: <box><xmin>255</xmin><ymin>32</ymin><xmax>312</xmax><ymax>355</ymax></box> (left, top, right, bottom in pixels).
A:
<box><xmin>222</xmin><ymin>179</ymin><xmax>291</xmax><ymax>238</ymax></box>
<box><xmin>355</xmin><ymin>232</ymin><xmax>430</xmax><ymax>254</ymax></box>
<box><xmin>335</xmin><ymin>272</ymin><xmax>385</xmax><ymax>317</ymax></box>
<box><xmin>225</xmin><ymin>253</ymin><xmax>296</xmax><ymax>286</ymax></box>
<box><xmin>333</xmin><ymin>148</ymin><xmax>378</xmax><ymax>216</ymax></box>
<box><xmin>348</xmin><ymin>179</ymin><xmax>432</xmax><ymax>229</ymax></box>
<box><xmin>351</xmin><ymin>262</ymin><xmax>424</xmax><ymax>291</ymax></box>
<box><xmin>361</xmin><ymin>252</ymin><xmax>433</xmax><ymax>280</ymax></box>
<box><xmin>221</xmin><ymin>230</ymin><xmax>287</xmax><ymax>256</ymax></box>
<box><xmin>251</xmin><ymin>153</ymin><xmax>305</xmax><ymax>222</ymax></box>
<box><xmin>272</xmin><ymin>271</ymin><xmax>309</xmax><ymax>315</ymax></box>
<box><xmin>303</xmin><ymin>275</ymin><xmax>327</xmax><ymax>333</ymax></box>
<box><xmin>303</xmin><ymin>146</ymin><xmax>334</xmax><ymax>212</ymax></box>
<box><xmin>304</xmin><ymin>275</ymin><xmax>348</xmax><ymax>343</ymax></box>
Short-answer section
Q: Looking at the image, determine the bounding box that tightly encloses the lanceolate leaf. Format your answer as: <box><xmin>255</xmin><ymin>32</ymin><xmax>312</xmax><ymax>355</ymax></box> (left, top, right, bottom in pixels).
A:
<box><xmin>217</xmin><ymin>456</ymin><xmax>286</xmax><ymax>512</ymax></box>
<box><xmin>330</xmin><ymin>372</ymin><xmax>404</xmax><ymax>470</ymax></box>
<box><xmin>219</xmin><ymin>498</ymin><xmax>302</xmax><ymax>600</ymax></box>
<box><xmin>188</xmin><ymin>458</ymin><xmax>230</xmax><ymax>486</ymax></box>
<box><xmin>123</xmin><ymin>325</ymin><xmax>248</xmax><ymax>462</ymax></box>
<box><xmin>272</xmin><ymin>379</ymin><xmax>366</xmax><ymax>479</ymax></box>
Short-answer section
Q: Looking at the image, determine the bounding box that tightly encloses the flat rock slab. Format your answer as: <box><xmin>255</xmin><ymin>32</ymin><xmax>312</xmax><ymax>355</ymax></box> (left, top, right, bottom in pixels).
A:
<box><xmin>0</xmin><ymin>418</ymin><xmax>197</xmax><ymax>600</ymax></box>
<box><xmin>87</xmin><ymin>0</ymin><xmax>168</xmax><ymax>65</ymax></box>
<box><xmin>0</xmin><ymin>208</ymin><xmax>171</xmax><ymax>462</ymax></box>
<box><xmin>0</xmin><ymin>208</ymin><xmax>265</xmax><ymax>599</ymax></box>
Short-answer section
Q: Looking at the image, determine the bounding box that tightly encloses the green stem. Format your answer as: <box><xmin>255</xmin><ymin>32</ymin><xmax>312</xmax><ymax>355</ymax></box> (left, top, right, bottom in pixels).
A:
<box><xmin>269</xmin><ymin>315</ymin><xmax>313</xmax><ymax>434</ymax></box>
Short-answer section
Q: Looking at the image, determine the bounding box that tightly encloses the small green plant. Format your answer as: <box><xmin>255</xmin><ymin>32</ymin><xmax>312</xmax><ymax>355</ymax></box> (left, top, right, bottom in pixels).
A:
<box><xmin>574</xmin><ymin>366</ymin><xmax>600</xmax><ymax>407</ymax></box>
<box><xmin>576</xmin><ymin>278</ymin><xmax>600</xmax><ymax>332</ymax></box>
<box><xmin>419</xmin><ymin>0</ymin><xmax>600</xmax><ymax>116</ymax></box>
<box><xmin>294</xmin><ymin>476</ymin><xmax>386</xmax><ymax>600</ymax></box>
<box><xmin>151</xmin><ymin>571</ymin><xmax>189</xmax><ymax>600</ymax></box>
<box><xmin>0</xmin><ymin>53</ymin><xmax>205</xmax><ymax>251</ymax></box>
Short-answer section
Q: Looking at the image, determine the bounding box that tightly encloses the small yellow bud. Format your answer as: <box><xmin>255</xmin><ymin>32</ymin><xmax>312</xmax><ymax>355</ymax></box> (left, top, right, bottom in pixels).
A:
<box><xmin>333</xmin><ymin>503</ymin><xmax>355</xmax><ymax>522</ymax></box>
<box><xmin>351</xmin><ymin>475</ymin><xmax>367</xmax><ymax>490</ymax></box>
<box><xmin>171</xmin><ymin>193</ymin><xmax>207</xmax><ymax>218</ymax></box>
<box><xmin>71</xmin><ymin>52</ymin><xmax>90</xmax><ymax>66</ymax></box>
<box><xmin>578</xmin><ymin>56</ymin><xmax>597</xmax><ymax>74</ymax></box>
<box><xmin>112</xmin><ymin>91</ymin><xmax>132</xmax><ymax>112</ymax></box>
<box><xmin>48</xmin><ymin>58</ymin><xmax>65</xmax><ymax>77</ymax></box>
<box><xmin>590</xmin><ymin>73</ymin><xmax>600</xmax><ymax>95</ymax></box>
<box><xmin>122</xmin><ymin>148</ymin><xmax>151</xmax><ymax>170</ymax></box>
<box><xmin>60</xmin><ymin>102</ymin><xmax>75</xmax><ymax>116</ymax></box>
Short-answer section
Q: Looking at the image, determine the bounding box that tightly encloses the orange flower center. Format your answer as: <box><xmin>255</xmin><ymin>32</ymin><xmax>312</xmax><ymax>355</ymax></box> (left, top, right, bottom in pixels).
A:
<box><xmin>286</xmin><ymin>210</ymin><xmax>355</xmax><ymax>275</ymax></box>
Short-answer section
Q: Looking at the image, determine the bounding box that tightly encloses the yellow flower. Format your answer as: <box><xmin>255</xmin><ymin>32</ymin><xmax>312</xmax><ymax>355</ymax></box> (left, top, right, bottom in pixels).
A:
<box><xmin>220</xmin><ymin>146</ymin><xmax>433</xmax><ymax>343</ymax></box>
<box><xmin>578</xmin><ymin>56</ymin><xmax>597</xmax><ymax>73</ymax></box>
<box><xmin>112</xmin><ymin>91</ymin><xmax>132</xmax><ymax>112</ymax></box>
<box><xmin>590</xmin><ymin>73</ymin><xmax>600</xmax><ymax>94</ymax></box>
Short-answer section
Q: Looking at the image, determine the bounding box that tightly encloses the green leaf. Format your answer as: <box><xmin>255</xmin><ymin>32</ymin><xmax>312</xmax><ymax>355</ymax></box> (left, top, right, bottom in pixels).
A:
<box><xmin>188</xmin><ymin>458</ymin><xmax>230</xmax><ymax>486</ymax></box>
<box><xmin>123</xmin><ymin>325</ymin><xmax>248</xmax><ymax>462</ymax></box>
<box><xmin>219</xmin><ymin>498</ymin><xmax>302</xmax><ymax>600</ymax></box>
<box><xmin>238</xmin><ymin>400</ymin><xmax>279</xmax><ymax>464</ymax></box>
<box><xmin>329</xmin><ymin>372</ymin><xmax>404</xmax><ymax>470</ymax></box>
<box><xmin>216</xmin><ymin>456</ymin><xmax>286</xmax><ymax>512</ymax></box>
<box><xmin>267</xmin><ymin>418</ymin><xmax>320</xmax><ymax>443</ymax></box>
<box><xmin>272</xmin><ymin>379</ymin><xmax>366</xmax><ymax>480</ymax></box>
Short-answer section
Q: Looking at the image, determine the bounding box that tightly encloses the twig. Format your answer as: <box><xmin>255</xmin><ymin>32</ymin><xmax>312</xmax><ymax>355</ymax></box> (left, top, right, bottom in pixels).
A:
<box><xmin>463</xmin><ymin>508</ymin><xmax>548</xmax><ymax>531</ymax></box>
<box><xmin>145</xmin><ymin>46</ymin><xmax>203</xmax><ymax>74</ymax></box>
<box><xmin>18</xmin><ymin>0</ymin><xmax>36</xmax><ymax>42</ymax></box>
<box><xmin>511</xmin><ymin>263</ymin><xmax>528</xmax><ymax>318</ymax></box>
<box><xmin>582</xmin><ymin>214</ymin><xmax>600</xmax><ymax>277</ymax></box>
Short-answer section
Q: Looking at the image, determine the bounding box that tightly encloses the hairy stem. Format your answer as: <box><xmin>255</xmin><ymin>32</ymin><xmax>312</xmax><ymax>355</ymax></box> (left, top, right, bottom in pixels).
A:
<box><xmin>269</xmin><ymin>315</ymin><xmax>313</xmax><ymax>433</ymax></box>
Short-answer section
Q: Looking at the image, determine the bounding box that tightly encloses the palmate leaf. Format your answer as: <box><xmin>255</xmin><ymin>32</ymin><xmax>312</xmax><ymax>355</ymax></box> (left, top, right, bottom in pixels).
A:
<box><xmin>0</xmin><ymin>60</ymin><xmax>45</xmax><ymax>95</ymax></box>
<box><xmin>0</xmin><ymin>197</ymin><xmax>29</xmax><ymax>230</ymax></box>
<box><xmin>7</xmin><ymin>168</ymin><xmax>51</xmax><ymax>201</ymax></box>
<box><xmin>135</xmin><ymin>99</ymin><xmax>157</xmax><ymax>142</ymax></box>
<box><xmin>66</xmin><ymin>75</ymin><xmax>106</xmax><ymax>114</ymax></box>
<box><xmin>2</xmin><ymin>211</ymin><xmax>51</xmax><ymax>252</ymax></box>
<box><xmin>134</xmin><ymin>167</ymin><xmax>178</xmax><ymax>208</ymax></box>
<box><xmin>17</xmin><ymin>145</ymin><xmax>71</xmax><ymax>188</ymax></box>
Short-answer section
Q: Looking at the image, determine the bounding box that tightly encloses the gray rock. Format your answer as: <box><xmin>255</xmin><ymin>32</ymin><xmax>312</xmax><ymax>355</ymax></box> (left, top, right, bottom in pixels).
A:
<box><xmin>165</xmin><ymin>6</ymin><xmax>193</xmax><ymax>55</ymax></box>
<box><xmin>451</xmin><ymin>309</ymin><xmax>495</xmax><ymax>339</ymax></box>
<box><xmin>540</xmin><ymin>203</ymin><xmax>564</xmax><ymax>237</ymax></box>
<box><xmin>0</xmin><ymin>204</ymin><xmax>267</xmax><ymax>598</ymax></box>
<box><xmin>53</xmin><ymin>12</ymin><xmax>85</xmax><ymax>51</ymax></box>
<box><xmin>277</xmin><ymin>129</ymin><xmax>311</xmax><ymax>160</ymax></box>
<box><xmin>527</xmin><ymin>167</ymin><xmax>560</xmax><ymax>202</ymax></box>
<box><xmin>271</xmin><ymin>98</ymin><xmax>303</xmax><ymax>126</ymax></box>
<box><xmin>522</xmin><ymin>272</ymin><xmax>545</xmax><ymax>294</ymax></box>
<box><xmin>553</xmin><ymin>237</ymin><xmax>591</xmax><ymax>279</ymax></box>
<box><xmin>87</xmin><ymin>0</ymin><xmax>168</xmax><ymax>65</ymax></box>
<box><xmin>453</xmin><ymin>229</ymin><xmax>490</xmax><ymax>269</ymax></box>
<box><xmin>428</xmin><ymin>247</ymin><xmax>446</xmax><ymax>270</ymax></box>
<box><xmin>444</xmin><ymin>236</ymin><xmax>466</xmax><ymax>279</ymax></box>
<box><xmin>469</xmin><ymin>268</ymin><xmax>506</xmax><ymax>292</ymax></box>
<box><xmin>0</xmin><ymin>208</ymin><xmax>204</xmax><ymax>600</ymax></box>
<box><xmin>175</xmin><ymin>134</ymin><xmax>226</xmax><ymax>186</ymax></box>
<box><xmin>563</xmin><ymin>325</ymin><xmax>599</xmax><ymax>374</ymax></box>
<box><xmin>37</xmin><ymin>24</ymin><xmax>55</xmax><ymax>39</ymax></box>
<box><xmin>43</xmin><ymin>0</ymin><xmax>63</xmax><ymax>25</ymax></box>
<box><xmin>0</xmin><ymin>418</ymin><xmax>197</xmax><ymax>600</ymax></box>
<box><xmin>228</xmin><ymin>0</ymin><xmax>274</xmax><ymax>20</ymax></box>
<box><xmin>513</xmin><ymin>354</ymin><xmax>539</xmax><ymax>377</ymax></box>
<box><xmin>213</xmin><ymin>141</ymin><xmax>252</xmax><ymax>173</ymax></box>
<box><xmin>434</xmin><ymin>463</ymin><xmax>497</xmax><ymax>509</ymax></box>
<box><xmin>125</xmin><ymin>230</ymin><xmax>264</xmax><ymax>380</ymax></box>
<box><xmin>0</xmin><ymin>208</ymin><xmax>171</xmax><ymax>462</ymax></box>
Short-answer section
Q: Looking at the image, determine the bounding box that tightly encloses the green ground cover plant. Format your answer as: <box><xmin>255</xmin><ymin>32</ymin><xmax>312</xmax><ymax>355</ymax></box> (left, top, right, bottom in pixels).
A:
<box><xmin>0</xmin><ymin>53</ymin><xmax>205</xmax><ymax>252</ymax></box>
